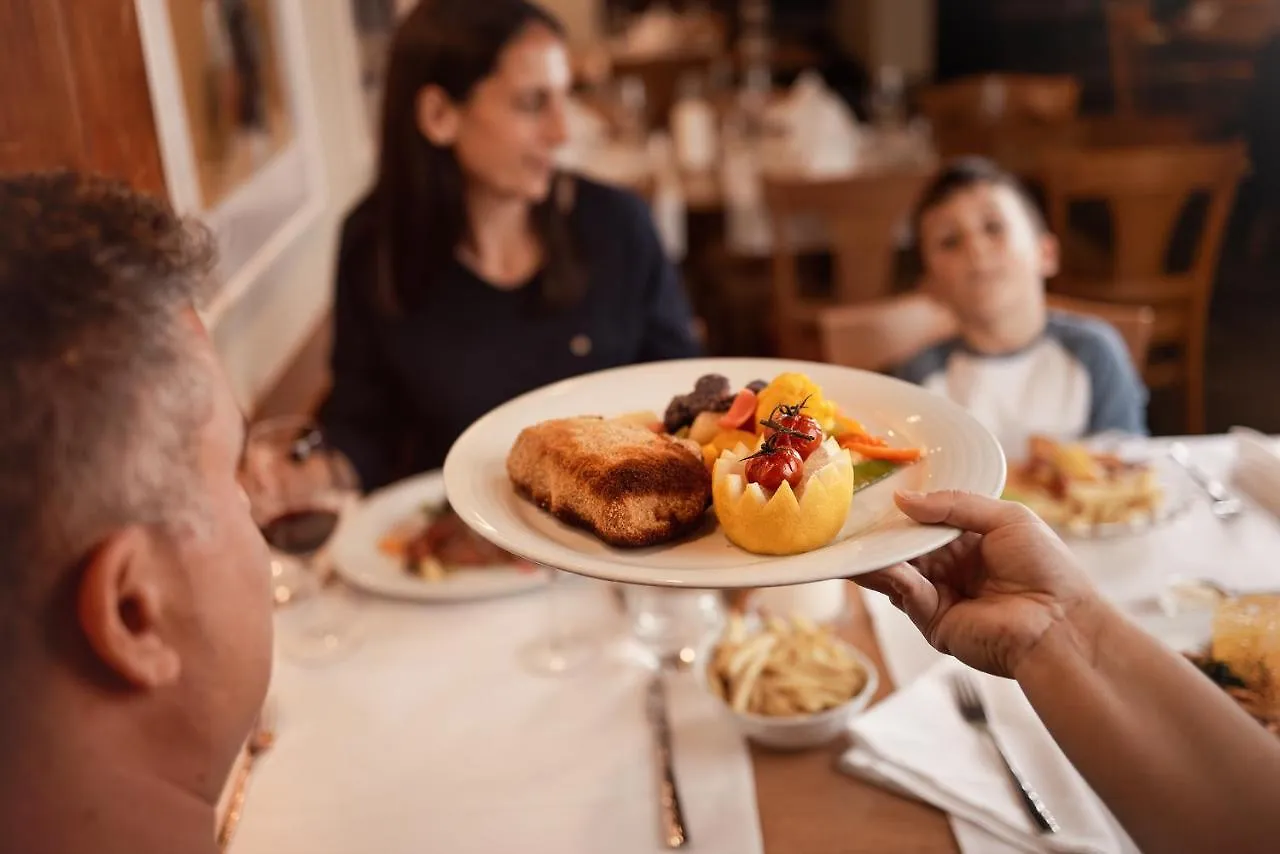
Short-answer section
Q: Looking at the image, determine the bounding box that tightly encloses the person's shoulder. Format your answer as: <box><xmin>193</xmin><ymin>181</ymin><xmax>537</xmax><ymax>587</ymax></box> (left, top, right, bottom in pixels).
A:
<box><xmin>1046</xmin><ymin>311</ymin><xmax>1148</xmax><ymax>434</ymax></box>
<box><xmin>565</xmin><ymin>174</ymin><xmax>653</xmax><ymax>233</ymax></box>
<box><xmin>1044</xmin><ymin>312</ymin><xmax>1132</xmax><ymax>372</ymax></box>
<box><xmin>893</xmin><ymin>338</ymin><xmax>959</xmax><ymax>385</ymax></box>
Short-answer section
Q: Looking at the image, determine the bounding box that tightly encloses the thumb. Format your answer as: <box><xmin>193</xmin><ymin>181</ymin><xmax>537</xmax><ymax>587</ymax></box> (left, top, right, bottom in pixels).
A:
<box><xmin>895</xmin><ymin>489</ymin><xmax>1030</xmax><ymax>535</ymax></box>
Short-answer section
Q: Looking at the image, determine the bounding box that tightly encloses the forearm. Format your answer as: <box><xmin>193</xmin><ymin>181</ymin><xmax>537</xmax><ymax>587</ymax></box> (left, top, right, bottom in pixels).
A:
<box><xmin>1015</xmin><ymin>598</ymin><xmax>1280</xmax><ymax>853</ymax></box>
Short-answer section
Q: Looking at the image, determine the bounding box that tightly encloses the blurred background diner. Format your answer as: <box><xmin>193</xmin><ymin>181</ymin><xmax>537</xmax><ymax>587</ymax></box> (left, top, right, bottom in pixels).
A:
<box><xmin>5</xmin><ymin>1</ymin><xmax>1280</xmax><ymax>852</ymax></box>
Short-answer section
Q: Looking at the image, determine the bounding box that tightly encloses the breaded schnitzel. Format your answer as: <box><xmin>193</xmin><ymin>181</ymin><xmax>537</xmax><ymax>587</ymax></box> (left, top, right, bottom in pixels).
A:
<box><xmin>507</xmin><ymin>417</ymin><xmax>711</xmax><ymax>547</ymax></box>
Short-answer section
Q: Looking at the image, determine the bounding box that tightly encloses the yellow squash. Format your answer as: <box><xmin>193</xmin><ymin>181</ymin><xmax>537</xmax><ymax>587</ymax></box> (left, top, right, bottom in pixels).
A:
<box><xmin>755</xmin><ymin>372</ymin><xmax>838</xmax><ymax>434</ymax></box>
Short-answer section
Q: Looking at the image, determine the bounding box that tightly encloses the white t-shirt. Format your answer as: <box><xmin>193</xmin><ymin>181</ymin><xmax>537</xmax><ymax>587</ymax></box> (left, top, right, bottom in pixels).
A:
<box><xmin>893</xmin><ymin>313</ymin><xmax>1148</xmax><ymax>454</ymax></box>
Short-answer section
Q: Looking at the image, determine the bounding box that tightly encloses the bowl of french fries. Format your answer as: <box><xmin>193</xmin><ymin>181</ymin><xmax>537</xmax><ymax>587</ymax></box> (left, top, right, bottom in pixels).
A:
<box><xmin>698</xmin><ymin>613</ymin><xmax>878</xmax><ymax>750</ymax></box>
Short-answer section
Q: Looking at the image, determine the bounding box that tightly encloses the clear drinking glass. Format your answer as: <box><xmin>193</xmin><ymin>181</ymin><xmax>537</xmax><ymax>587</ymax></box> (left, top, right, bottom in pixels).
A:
<box><xmin>519</xmin><ymin>568</ymin><xmax>596</xmax><ymax>676</ymax></box>
<box><xmin>239</xmin><ymin>416</ymin><xmax>363</xmax><ymax>664</ymax></box>
<box><xmin>616</xmin><ymin>75</ymin><xmax>650</xmax><ymax>147</ymax></box>
<box><xmin>870</xmin><ymin>64</ymin><xmax>907</xmax><ymax>129</ymax></box>
<box><xmin>622</xmin><ymin>586</ymin><xmax>725</xmax><ymax>664</ymax></box>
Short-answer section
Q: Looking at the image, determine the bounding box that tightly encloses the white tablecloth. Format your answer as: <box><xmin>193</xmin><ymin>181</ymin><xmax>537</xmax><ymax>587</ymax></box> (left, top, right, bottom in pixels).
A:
<box><xmin>232</xmin><ymin>436</ymin><xmax>1276</xmax><ymax>854</ymax></box>
<box><xmin>1072</xmin><ymin>436</ymin><xmax>1280</xmax><ymax>649</ymax></box>
<box><xmin>862</xmin><ymin>433</ymin><xmax>1280</xmax><ymax>854</ymax></box>
<box><xmin>231</xmin><ymin>580</ymin><xmax>763</xmax><ymax>854</ymax></box>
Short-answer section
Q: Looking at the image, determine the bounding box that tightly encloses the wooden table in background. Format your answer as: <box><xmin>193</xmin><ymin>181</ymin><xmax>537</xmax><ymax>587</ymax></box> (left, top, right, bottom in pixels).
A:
<box><xmin>749</xmin><ymin>585</ymin><xmax>960</xmax><ymax>853</ymax></box>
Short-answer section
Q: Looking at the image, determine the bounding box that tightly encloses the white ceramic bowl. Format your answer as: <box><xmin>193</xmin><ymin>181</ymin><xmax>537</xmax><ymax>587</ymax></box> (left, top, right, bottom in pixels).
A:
<box><xmin>695</xmin><ymin>633</ymin><xmax>880</xmax><ymax>751</ymax></box>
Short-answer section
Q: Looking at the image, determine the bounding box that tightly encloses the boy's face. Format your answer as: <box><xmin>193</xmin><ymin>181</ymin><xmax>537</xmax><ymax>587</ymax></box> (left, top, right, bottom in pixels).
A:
<box><xmin>918</xmin><ymin>182</ymin><xmax>1059</xmax><ymax>327</ymax></box>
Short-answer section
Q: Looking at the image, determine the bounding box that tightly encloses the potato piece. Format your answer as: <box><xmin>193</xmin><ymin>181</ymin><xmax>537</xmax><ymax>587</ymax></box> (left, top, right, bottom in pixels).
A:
<box><xmin>688</xmin><ymin>410</ymin><xmax>724</xmax><ymax>446</ymax></box>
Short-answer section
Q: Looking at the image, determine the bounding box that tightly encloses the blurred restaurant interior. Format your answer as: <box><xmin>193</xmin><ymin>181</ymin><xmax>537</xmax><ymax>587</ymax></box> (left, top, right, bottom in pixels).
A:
<box><xmin>6</xmin><ymin>0</ymin><xmax>1280</xmax><ymax>434</ymax></box>
<box><xmin>5</xmin><ymin>1</ymin><xmax>1280</xmax><ymax>853</ymax></box>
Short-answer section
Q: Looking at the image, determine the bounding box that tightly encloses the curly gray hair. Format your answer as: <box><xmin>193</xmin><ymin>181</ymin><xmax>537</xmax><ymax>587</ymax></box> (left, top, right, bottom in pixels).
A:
<box><xmin>0</xmin><ymin>172</ymin><xmax>218</xmax><ymax>600</ymax></box>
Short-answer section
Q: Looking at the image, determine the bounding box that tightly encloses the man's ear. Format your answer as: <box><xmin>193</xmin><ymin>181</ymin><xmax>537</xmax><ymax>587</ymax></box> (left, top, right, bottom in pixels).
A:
<box><xmin>416</xmin><ymin>85</ymin><xmax>461</xmax><ymax>147</ymax></box>
<box><xmin>1038</xmin><ymin>231</ymin><xmax>1061</xmax><ymax>280</ymax></box>
<box><xmin>77</xmin><ymin>528</ymin><xmax>181</xmax><ymax>689</ymax></box>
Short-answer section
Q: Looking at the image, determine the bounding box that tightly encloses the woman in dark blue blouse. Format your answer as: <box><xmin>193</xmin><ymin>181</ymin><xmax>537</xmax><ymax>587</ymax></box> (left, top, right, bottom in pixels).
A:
<box><xmin>320</xmin><ymin>0</ymin><xmax>702</xmax><ymax>490</ymax></box>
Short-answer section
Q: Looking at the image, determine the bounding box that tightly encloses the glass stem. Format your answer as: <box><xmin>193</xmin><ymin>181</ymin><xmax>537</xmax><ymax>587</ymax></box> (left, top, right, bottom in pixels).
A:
<box><xmin>546</xmin><ymin>569</ymin><xmax>567</xmax><ymax>666</ymax></box>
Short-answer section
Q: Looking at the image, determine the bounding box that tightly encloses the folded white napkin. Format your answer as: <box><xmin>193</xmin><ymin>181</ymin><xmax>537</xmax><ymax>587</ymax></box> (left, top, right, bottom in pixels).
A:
<box><xmin>1231</xmin><ymin>427</ymin><xmax>1280</xmax><ymax>519</ymax></box>
<box><xmin>839</xmin><ymin>659</ymin><xmax>1126</xmax><ymax>854</ymax></box>
<box><xmin>761</xmin><ymin>72</ymin><xmax>861</xmax><ymax>177</ymax></box>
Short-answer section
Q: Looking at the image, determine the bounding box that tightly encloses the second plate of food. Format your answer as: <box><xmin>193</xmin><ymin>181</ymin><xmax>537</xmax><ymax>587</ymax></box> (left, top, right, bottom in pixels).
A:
<box><xmin>1003</xmin><ymin>435</ymin><xmax>1192</xmax><ymax>538</ymax></box>
<box><xmin>330</xmin><ymin>471</ymin><xmax>550</xmax><ymax>602</ymax></box>
<box><xmin>442</xmin><ymin>358</ymin><xmax>1005</xmax><ymax>589</ymax></box>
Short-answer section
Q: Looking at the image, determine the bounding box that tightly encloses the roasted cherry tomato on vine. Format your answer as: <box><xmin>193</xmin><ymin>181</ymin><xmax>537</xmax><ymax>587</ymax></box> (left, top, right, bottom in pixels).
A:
<box><xmin>744</xmin><ymin>445</ymin><xmax>804</xmax><ymax>492</ymax></box>
<box><xmin>762</xmin><ymin>399</ymin><xmax>823</xmax><ymax>460</ymax></box>
<box><xmin>767</xmin><ymin>412</ymin><xmax>822</xmax><ymax>458</ymax></box>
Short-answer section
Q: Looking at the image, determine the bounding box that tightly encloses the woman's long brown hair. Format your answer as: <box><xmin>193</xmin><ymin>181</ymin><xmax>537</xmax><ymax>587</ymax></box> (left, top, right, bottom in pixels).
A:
<box><xmin>374</xmin><ymin>0</ymin><xmax>582</xmax><ymax>314</ymax></box>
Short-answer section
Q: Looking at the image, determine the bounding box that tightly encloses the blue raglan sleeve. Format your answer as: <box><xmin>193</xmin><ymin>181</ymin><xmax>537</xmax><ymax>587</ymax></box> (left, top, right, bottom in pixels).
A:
<box><xmin>1050</xmin><ymin>316</ymin><xmax>1149</xmax><ymax>437</ymax></box>
<box><xmin>891</xmin><ymin>342</ymin><xmax>954</xmax><ymax>386</ymax></box>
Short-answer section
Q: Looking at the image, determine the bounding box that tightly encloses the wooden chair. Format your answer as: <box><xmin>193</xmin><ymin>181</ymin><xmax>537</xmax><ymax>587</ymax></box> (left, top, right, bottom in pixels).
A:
<box><xmin>1045</xmin><ymin>294</ymin><xmax>1156</xmax><ymax>375</ymax></box>
<box><xmin>932</xmin><ymin>114</ymin><xmax>1202</xmax><ymax>183</ymax></box>
<box><xmin>816</xmin><ymin>294</ymin><xmax>1152</xmax><ymax>377</ymax></box>
<box><xmin>1106</xmin><ymin>0</ymin><xmax>1266</xmax><ymax>119</ymax></box>
<box><xmin>1042</xmin><ymin>142</ymin><xmax>1249</xmax><ymax>433</ymax></box>
<box><xmin>762</xmin><ymin>168</ymin><xmax>935</xmax><ymax>359</ymax></box>
<box><xmin>917</xmin><ymin>74</ymin><xmax>1082</xmax><ymax>128</ymax></box>
<box><xmin>816</xmin><ymin>295</ymin><xmax>959</xmax><ymax>372</ymax></box>
<box><xmin>1105</xmin><ymin>0</ymin><xmax>1154</xmax><ymax>116</ymax></box>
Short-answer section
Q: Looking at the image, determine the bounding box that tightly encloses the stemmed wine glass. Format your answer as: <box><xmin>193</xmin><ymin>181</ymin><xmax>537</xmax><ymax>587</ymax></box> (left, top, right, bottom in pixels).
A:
<box><xmin>519</xmin><ymin>568</ymin><xmax>597</xmax><ymax>676</ymax></box>
<box><xmin>239</xmin><ymin>416</ymin><xmax>363</xmax><ymax>664</ymax></box>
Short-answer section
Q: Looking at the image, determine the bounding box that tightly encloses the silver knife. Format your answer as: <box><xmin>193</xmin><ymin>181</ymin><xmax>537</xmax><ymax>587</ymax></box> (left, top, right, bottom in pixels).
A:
<box><xmin>646</xmin><ymin>672</ymin><xmax>690</xmax><ymax>848</ymax></box>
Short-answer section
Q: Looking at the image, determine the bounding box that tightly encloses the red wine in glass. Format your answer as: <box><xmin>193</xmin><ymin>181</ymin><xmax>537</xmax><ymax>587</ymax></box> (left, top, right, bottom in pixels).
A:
<box><xmin>261</xmin><ymin>509</ymin><xmax>341</xmax><ymax>557</ymax></box>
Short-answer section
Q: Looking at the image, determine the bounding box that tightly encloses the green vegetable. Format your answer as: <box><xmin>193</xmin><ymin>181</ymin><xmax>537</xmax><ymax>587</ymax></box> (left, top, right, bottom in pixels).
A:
<box><xmin>852</xmin><ymin>459</ymin><xmax>902</xmax><ymax>493</ymax></box>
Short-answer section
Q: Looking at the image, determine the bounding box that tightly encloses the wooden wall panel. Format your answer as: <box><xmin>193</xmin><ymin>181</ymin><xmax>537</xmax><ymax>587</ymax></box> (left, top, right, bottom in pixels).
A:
<box><xmin>0</xmin><ymin>0</ymin><xmax>166</xmax><ymax>197</ymax></box>
<box><xmin>0</xmin><ymin>0</ymin><xmax>85</xmax><ymax>173</ymax></box>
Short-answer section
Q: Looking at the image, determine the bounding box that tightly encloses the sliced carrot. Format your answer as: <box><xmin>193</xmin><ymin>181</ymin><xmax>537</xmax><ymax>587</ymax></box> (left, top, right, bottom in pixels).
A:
<box><xmin>718</xmin><ymin>389</ymin><xmax>758</xmax><ymax>430</ymax></box>
<box><xmin>845</xmin><ymin>433</ymin><xmax>888</xmax><ymax>447</ymax></box>
<box><xmin>838</xmin><ymin>438</ymin><xmax>923</xmax><ymax>463</ymax></box>
<box><xmin>378</xmin><ymin>536</ymin><xmax>407</xmax><ymax>558</ymax></box>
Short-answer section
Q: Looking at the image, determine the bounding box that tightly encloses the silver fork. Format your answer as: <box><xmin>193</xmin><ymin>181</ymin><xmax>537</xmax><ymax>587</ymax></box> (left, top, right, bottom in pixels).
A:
<box><xmin>1169</xmin><ymin>442</ymin><xmax>1244</xmax><ymax>521</ymax></box>
<box><xmin>952</xmin><ymin>673</ymin><xmax>1060</xmax><ymax>835</ymax></box>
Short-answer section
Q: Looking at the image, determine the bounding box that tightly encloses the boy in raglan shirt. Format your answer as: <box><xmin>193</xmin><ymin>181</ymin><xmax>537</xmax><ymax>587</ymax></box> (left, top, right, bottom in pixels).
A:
<box><xmin>894</xmin><ymin>158</ymin><xmax>1147</xmax><ymax>453</ymax></box>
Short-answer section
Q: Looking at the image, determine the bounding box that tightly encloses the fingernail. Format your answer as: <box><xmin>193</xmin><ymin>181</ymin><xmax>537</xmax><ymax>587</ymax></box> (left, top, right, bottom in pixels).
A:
<box><xmin>896</xmin><ymin>490</ymin><xmax>925</xmax><ymax>502</ymax></box>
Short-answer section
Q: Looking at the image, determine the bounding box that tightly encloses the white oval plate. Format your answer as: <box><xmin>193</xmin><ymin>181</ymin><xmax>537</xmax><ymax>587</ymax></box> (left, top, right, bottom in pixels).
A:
<box><xmin>330</xmin><ymin>471</ymin><xmax>550</xmax><ymax>602</ymax></box>
<box><xmin>443</xmin><ymin>358</ymin><xmax>1006</xmax><ymax>589</ymax></box>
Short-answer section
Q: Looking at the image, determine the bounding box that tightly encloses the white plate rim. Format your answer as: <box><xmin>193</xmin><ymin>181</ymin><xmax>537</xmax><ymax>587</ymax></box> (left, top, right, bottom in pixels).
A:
<box><xmin>330</xmin><ymin>470</ymin><xmax>550</xmax><ymax>602</ymax></box>
<box><xmin>442</xmin><ymin>358</ymin><xmax>1007</xmax><ymax>589</ymax></box>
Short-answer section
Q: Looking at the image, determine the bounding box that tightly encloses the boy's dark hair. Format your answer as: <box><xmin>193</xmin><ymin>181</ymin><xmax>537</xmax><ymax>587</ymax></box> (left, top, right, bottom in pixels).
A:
<box><xmin>908</xmin><ymin>157</ymin><xmax>1047</xmax><ymax>273</ymax></box>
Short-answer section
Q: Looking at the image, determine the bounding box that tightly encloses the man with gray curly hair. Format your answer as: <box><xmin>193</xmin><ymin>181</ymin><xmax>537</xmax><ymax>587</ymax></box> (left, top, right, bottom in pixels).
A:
<box><xmin>0</xmin><ymin>172</ymin><xmax>273</xmax><ymax>854</ymax></box>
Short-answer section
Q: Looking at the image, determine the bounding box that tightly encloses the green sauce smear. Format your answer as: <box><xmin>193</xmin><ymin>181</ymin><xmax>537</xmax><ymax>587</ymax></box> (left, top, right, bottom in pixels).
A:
<box><xmin>852</xmin><ymin>459</ymin><xmax>904</xmax><ymax>493</ymax></box>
